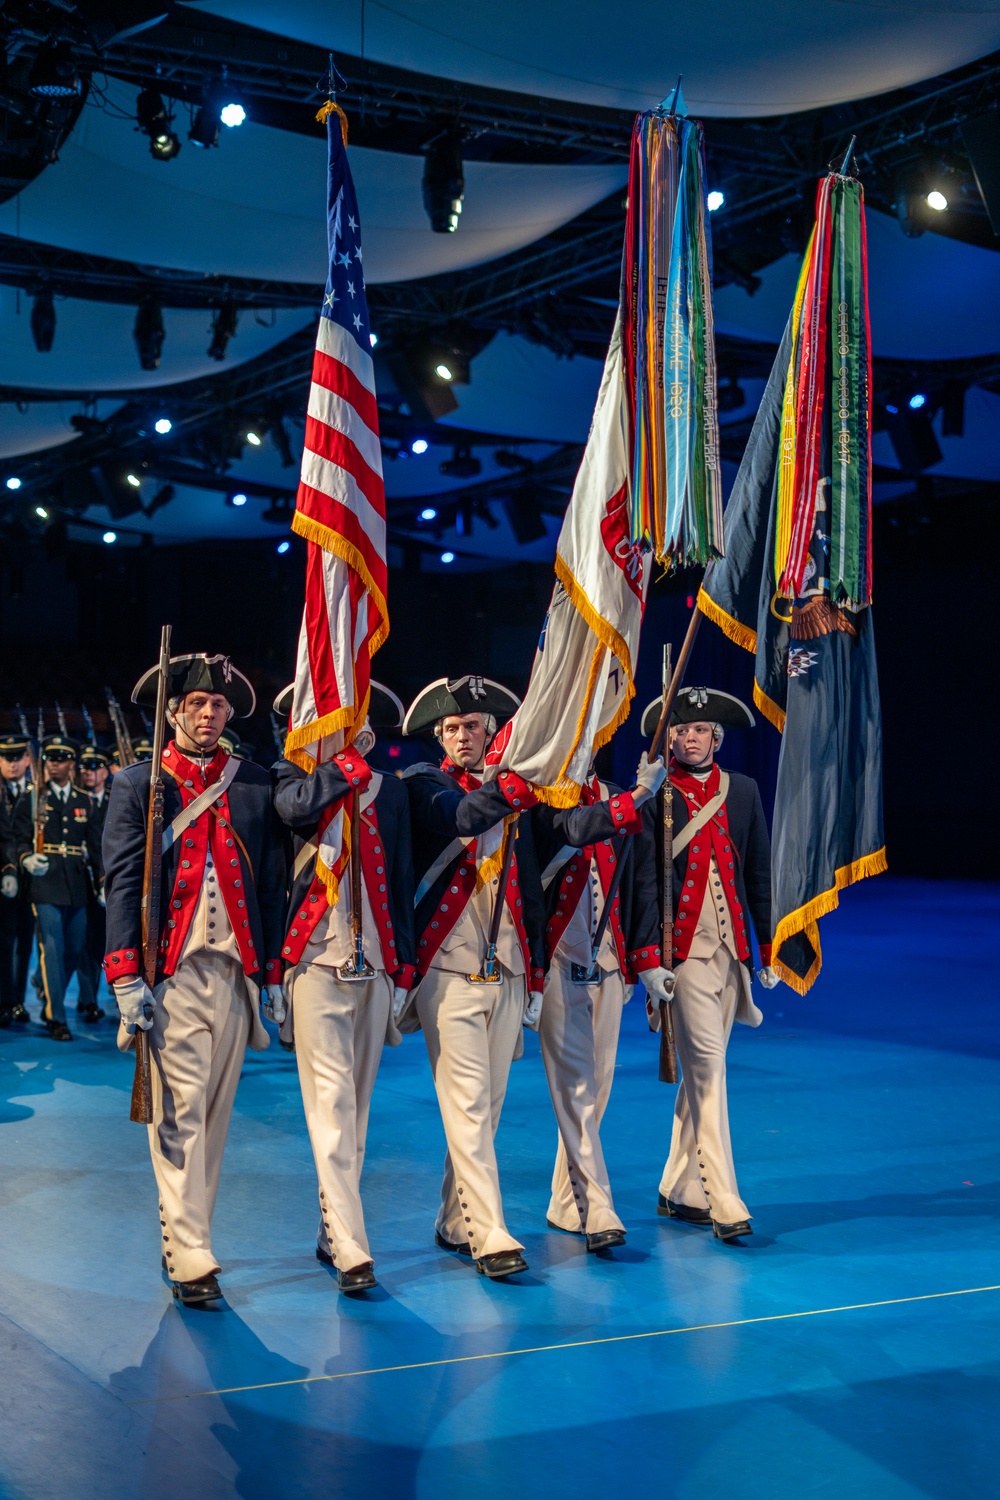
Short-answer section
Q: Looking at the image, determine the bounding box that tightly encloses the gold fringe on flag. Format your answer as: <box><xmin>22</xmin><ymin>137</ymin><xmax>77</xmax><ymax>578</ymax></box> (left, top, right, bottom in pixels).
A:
<box><xmin>772</xmin><ymin>846</ymin><xmax>888</xmax><ymax>993</ymax></box>
<box><xmin>315</xmin><ymin>99</ymin><xmax>349</xmax><ymax>145</ymax></box>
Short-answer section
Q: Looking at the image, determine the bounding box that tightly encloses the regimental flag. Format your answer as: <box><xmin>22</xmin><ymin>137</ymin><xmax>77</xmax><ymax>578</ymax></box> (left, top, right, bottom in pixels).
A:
<box><xmin>497</xmin><ymin>107</ymin><xmax>720</xmax><ymax>807</ymax></box>
<box><xmin>285</xmin><ymin>108</ymin><xmax>388</xmax><ymax>902</ymax></box>
<box><xmin>698</xmin><ymin>171</ymin><xmax>886</xmax><ymax>994</ymax></box>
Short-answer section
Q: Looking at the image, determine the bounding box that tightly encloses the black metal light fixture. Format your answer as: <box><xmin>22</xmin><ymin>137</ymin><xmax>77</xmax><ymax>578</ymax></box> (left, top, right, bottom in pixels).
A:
<box><xmin>134</xmin><ymin>297</ymin><xmax>165</xmax><ymax>370</ymax></box>
<box><xmin>207</xmin><ymin>296</ymin><xmax>238</xmax><ymax>360</ymax></box>
<box><xmin>136</xmin><ymin>87</ymin><xmax>181</xmax><ymax>161</ymax></box>
<box><xmin>31</xmin><ymin>289</ymin><xmax>56</xmax><ymax>353</ymax></box>
<box><xmin>422</xmin><ymin>129</ymin><xmax>464</xmax><ymax>233</ymax></box>
<box><xmin>28</xmin><ymin>41</ymin><xmax>82</xmax><ymax>99</ymax></box>
<box><xmin>189</xmin><ymin>98</ymin><xmax>221</xmax><ymax>149</ymax></box>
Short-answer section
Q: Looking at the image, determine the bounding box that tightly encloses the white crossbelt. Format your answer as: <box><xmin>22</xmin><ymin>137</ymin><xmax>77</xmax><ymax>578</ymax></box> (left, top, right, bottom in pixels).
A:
<box><xmin>161</xmin><ymin>758</ymin><xmax>241</xmax><ymax>853</ymax></box>
<box><xmin>672</xmin><ymin>772</ymin><xmax>729</xmax><ymax>857</ymax></box>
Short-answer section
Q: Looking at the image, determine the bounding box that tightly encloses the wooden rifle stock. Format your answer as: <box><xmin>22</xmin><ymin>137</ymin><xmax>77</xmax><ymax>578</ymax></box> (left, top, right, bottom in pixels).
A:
<box><xmin>105</xmin><ymin>688</ymin><xmax>136</xmax><ymax>769</ymax></box>
<box><xmin>658</xmin><ymin>642</ymin><xmax>679</xmax><ymax>1084</ymax></box>
<box><xmin>131</xmin><ymin>624</ymin><xmax>171</xmax><ymax>1125</ymax></box>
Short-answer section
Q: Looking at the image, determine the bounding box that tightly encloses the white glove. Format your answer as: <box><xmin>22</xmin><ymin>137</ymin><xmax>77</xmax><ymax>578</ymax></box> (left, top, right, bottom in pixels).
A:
<box><xmin>264</xmin><ymin>983</ymin><xmax>286</xmax><ymax>1023</ymax></box>
<box><xmin>642</xmin><ymin>965</ymin><xmax>675</xmax><ymax>1003</ymax></box>
<box><xmin>1</xmin><ymin>874</ymin><xmax>16</xmax><ymax>899</ymax></box>
<box><xmin>523</xmin><ymin>990</ymin><xmax>543</xmax><ymax>1029</ymax></box>
<box><xmin>96</xmin><ymin>887</ymin><xmax>106</xmax><ymax>908</ymax></box>
<box><xmin>392</xmin><ymin>985</ymin><xmax>410</xmax><ymax>1022</ymax></box>
<box><xmin>634</xmin><ymin>752</ymin><xmax>667</xmax><ymax>801</ymax></box>
<box><xmin>114</xmin><ymin>975</ymin><xmax>156</xmax><ymax>1032</ymax></box>
<box><xmin>22</xmin><ymin>853</ymin><xmax>50</xmax><ymax>876</ymax></box>
<box><xmin>757</xmin><ymin>966</ymin><xmax>779</xmax><ymax>989</ymax></box>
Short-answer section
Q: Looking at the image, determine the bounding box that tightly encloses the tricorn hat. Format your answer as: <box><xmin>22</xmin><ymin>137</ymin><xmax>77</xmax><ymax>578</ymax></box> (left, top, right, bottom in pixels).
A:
<box><xmin>132</xmin><ymin>653</ymin><xmax>256</xmax><ymax>719</ymax></box>
<box><xmin>272</xmin><ymin>679</ymin><xmax>404</xmax><ymax>733</ymax></box>
<box><xmin>41</xmin><ymin>733</ymin><xmax>79</xmax><ymax>758</ymax></box>
<box><xmin>640</xmin><ymin>686</ymin><xmax>755</xmax><ymax>738</ymax></box>
<box><xmin>403</xmin><ymin>675</ymin><xmax>520</xmax><ymax>736</ymax></box>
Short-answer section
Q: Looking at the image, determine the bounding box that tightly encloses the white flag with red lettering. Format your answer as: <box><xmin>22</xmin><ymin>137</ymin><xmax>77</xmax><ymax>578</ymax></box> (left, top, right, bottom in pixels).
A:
<box><xmin>497</xmin><ymin>316</ymin><xmax>650</xmax><ymax>805</ymax></box>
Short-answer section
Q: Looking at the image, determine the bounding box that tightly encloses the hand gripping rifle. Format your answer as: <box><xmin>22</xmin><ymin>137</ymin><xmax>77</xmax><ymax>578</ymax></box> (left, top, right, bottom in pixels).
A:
<box><xmin>336</xmin><ymin>787</ymin><xmax>376</xmax><ymax>982</ymax></box>
<box><xmin>131</xmin><ymin>624</ymin><xmax>171</xmax><ymax>1124</ymax></box>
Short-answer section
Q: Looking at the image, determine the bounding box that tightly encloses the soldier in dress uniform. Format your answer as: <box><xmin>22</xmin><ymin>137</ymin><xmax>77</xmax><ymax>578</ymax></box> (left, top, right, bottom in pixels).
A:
<box><xmin>272</xmin><ymin>682</ymin><xmax>415</xmax><ymax>1294</ymax></box>
<box><xmin>642</xmin><ymin>687</ymin><xmax>777</xmax><ymax>1243</ymax></box>
<box><xmin>131</xmin><ymin>737</ymin><xmax>154</xmax><ymax>762</ymax></box>
<box><xmin>101</xmin><ymin>654</ymin><xmax>286</xmax><ymax>1305</ymax></box>
<box><xmin>532</xmin><ymin>751</ymin><xmax>668</xmax><ymax>1250</ymax></box>
<box><xmin>1</xmin><ymin>731</ymin><xmax>34</xmax><ymax>1025</ymax></box>
<box><xmin>12</xmin><ymin>734</ymin><xmax>102</xmax><ymax>1040</ymax></box>
<box><xmin>76</xmin><ymin>744</ymin><xmax>113</xmax><ymax>1023</ymax></box>
<box><xmin>401</xmin><ymin>676</ymin><xmax>546</xmax><ymax>1280</ymax></box>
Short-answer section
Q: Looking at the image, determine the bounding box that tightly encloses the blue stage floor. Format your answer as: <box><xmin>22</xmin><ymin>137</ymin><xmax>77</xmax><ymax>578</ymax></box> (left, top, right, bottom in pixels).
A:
<box><xmin>2</xmin><ymin>876</ymin><xmax>998</xmax><ymax>1500</ymax></box>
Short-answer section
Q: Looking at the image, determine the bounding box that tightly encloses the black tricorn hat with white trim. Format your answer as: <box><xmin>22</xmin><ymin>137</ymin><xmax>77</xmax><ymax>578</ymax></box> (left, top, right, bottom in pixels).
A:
<box><xmin>272</xmin><ymin>679</ymin><xmax>404</xmax><ymax>732</ymax></box>
<box><xmin>402</xmin><ymin>675</ymin><xmax>521</xmax><ymax>736</ymax></box>
<box><xmin>640</xmin><ymin>686</ymin><xmax>755</xmax><ymax>738</ymax></box>
<box><xmin>132</xmin><ymin>653</ymin><xmax>256</xmax><ymax>719</ymax></box>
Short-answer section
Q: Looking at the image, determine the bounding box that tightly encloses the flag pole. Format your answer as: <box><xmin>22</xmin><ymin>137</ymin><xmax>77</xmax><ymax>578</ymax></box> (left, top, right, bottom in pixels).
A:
<box><xmin>658</xmin><ymin>643</ymin><xmax>679</xmax><ymax>1083</ymax></box>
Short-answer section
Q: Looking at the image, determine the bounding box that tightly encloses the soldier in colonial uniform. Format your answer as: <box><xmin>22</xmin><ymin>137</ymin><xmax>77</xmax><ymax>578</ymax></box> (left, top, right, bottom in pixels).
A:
<box><xmin>532</xmin><ymin>751</ymin><xmax>668</xmax><ymax>1250</ymax></box>
<box><xmin>272</xmin><ymin>682</ymin><xmax>415</xmax><ymax>1294</ymax></box>
<box><xmin>77</xmin><ymin>744</ymin><xmax>113</xmax><ymax>1023</ymax></box>
<box><xmin>101</xmin><ymin>654</ymin><xmax>286</xmax><ymax>1304</ymax></box>
<box><xmin>642</xmin><ymin>687</ymin><xmax>777</xmax><ymax>1243</ymax></box>
<box><xmin>1</xmin><ymin>730</ymin><xmax>34</xmax><ymax>1025</ymax></box>
<box><xmin>401</xmin><ymin>676</ymin><xmax>545</xmax><ymax>1280</ymax></box>
<box><xmin>12</xmin><ymin>734</ymin><xmax>102</xmax><ymax>1040</ymax></box>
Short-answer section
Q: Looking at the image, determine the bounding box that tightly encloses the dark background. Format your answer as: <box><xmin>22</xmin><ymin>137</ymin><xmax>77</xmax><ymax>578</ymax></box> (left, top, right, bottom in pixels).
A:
<box><xmin>1</xmin><ymin>483</ymin><xmax>996</xmax><ymax>880</ymax></box>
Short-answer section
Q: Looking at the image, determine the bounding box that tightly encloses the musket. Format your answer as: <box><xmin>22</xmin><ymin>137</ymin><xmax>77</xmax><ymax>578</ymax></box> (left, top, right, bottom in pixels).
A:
<box><xmin>658</xmin><ymin>643</ymin><xmax>679</xmax><ymax>1084</ymax></box>
<box><xmin>571</xmin><ymin>836</ymin><xmax>631</xmax><ymax>985</ymax></box>
<box><xmin>31</xmin><ymin>709</ymin><xmax>45</xmax><ymax>855</ymax></box>
<box><xmin>469</xmin><ymin>817</ymin><xmax>518</xmax><ymax>984</ymax></box>
<box><xmin>105</xmin><ymin>687</ymin><xmax>135</xmax><ymax>768</ymax></box>
<box><xmin>81</xmin><ymin>703</ymin><xmax>96</xmax><ymax>746</ymax></box>
<box><xmin>131</xmin><ymin>624</ymin><xmax>171</xmax><ymax>1125</ymax></box>
<box><xmin>335</xmin><ymin>787</ymin><xmax>376</xmax><ymax>981</ymax></box>
<box><xmin>139</xmin><ymin>708</ymin><xmax>153</xmax><ymax>735</ymax></box>
<box><xmin>55</xmin><ymin>702</ymin><xmax>68</xmax><ymax>737</ymax></box>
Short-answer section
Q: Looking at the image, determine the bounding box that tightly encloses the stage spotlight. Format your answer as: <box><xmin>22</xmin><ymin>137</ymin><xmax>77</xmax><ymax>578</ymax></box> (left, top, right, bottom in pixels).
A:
<box><xmin>246</xmin><ymin>430</ymin><xmax>262</xmax><ymax>447</ymax></box>
<box><xmin>926</xmin><ymin>190</ymin><xmax>948</xmax><ymax>212</ymax></box>
<box><xmin>504</xmin><ymin>491</ymin><xmax>547</xmax><ymax>545</ymax></box>
<box><xmin>34</xmin><ymin>506</ymin><xmax>49</xmax><ymax>520</ymax></box>
<box><xmin>440</xmin><ymin>550</ymin><xmax>455</xmax><ymax>564</ymax></box>
<box><xmin>369</xmin><ymin>331</ymin><xmax>379</xmax><ymax>348</ymax></box>
<box><xmin>277</xmin><ymin>540</ymin><xmax>291</xmax><ymax>554</ymax></box>
<box><xmin>440</xmin><ymin>446</ymin><xmax>481</xmax><ymax>480</ymax></box>
<box><xmin>28</xmin><ymin>41</ymin><xmax>81</xmax><ymax>99</ymax></box>
<box><xmin>144</xmin><ymin>484</ymin><xmax>174</xmax><ymax>518</ymax></box>
<box><xmin>103</xmin><ymin>531</ymin><xmax>117</xmax><ymax>544</ymax></box>
<box><xmin>941</xmin><ymin>380</ymin><xmax>966</xmax><ymax>438</ymax></box>
<box><xmin>189</xmin><ymin>102</ymin><xmax>221</xmax><ymax>149</ymax></box>
<box><xmin>6</xmin><ymin>477</ymin><xmax>22</xmax><ymax>491</ymax></box>
<box><xmin>227</xmin><ymin>492</ymin><xmax>249</xmax><ymax>507</ymax></box>
<box><xmin>220</xmin><ymin>103</ymin><xmax>246</xmax><ymax>128</ymax></box>
<box><xmin>31</xmin><ymin>289</ymin><xmax>56</xmax><ymax>353</ymax></box>
<box><xmin>707</xmin><ymin>189</ymin><xmax>725</xmax><ymax>212</ymax></box>
<box><xmin>263</xmin><ymin>498</ymin><xmax>293</xmax><ymax>524</ymax></box>
<box><xmin>435</xmin><ymin>362</ymin><xmax>454</xmax><ymax>381</ymax></box>
<box><xmin>136</xmin><ymin>88</ymin><xmax>181</xmax><ymax>160</ymax></box>
<box><xmin>126</xmin><ymin>473</ymin><xmax>141</xmax><ymax>488</ymax></box>
<box><xmin>419</xmin><ymin>507</ymin><xmax>437</xmax><ymax>522</ymax></box>
<box><xmin>423</xmin><ymin>130</ymin><xmax>464</xmax><ymax>233</ymax></box>
<box><xmin>134</xmin><ymin>297</ymin><xmax>165</xmax><ymax>370</ymax></box>
<box><xmin>208</xmin><ymin>297</ymin><xmax>238</xmax><ymax>361</ymax></box>
<box><xmin>269</xmin><ymin>412</ymin><xmax>296</xmax><ymax>468</ymax></box>
<box><xmin>908</xmin><ymin>393</ymin><xmax>927</xmax><ymax>410</ymax></box>
<box><xmin>494</xmin><ymin>449</ymin><xmax>529</xmax><ymax>471</ymax></box>
<box><xmin>154</xmin><ymin>417</ymin><xmax>172</xmax><ymax>435</ymax></box>
<box><xmin>411</xmin><ymin>438</ymin><xmax>429</xmax><ymax>455</ymax></box>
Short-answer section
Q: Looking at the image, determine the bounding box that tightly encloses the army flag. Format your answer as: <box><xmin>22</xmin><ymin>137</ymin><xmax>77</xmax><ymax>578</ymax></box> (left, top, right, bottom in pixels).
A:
<box><xmin>284</xmin><ymin>107</ymin><xmax>388</xmax><ymax>901</ymax></box>
<box><xmin>498</xmin><ymin>108</ymin><xmax>720</xmax><ymax>807</ymax></box>
<box><xmin>698</xmin><ymin>170</ymin><xmax>886</xmax><ymax>993</ymax></box>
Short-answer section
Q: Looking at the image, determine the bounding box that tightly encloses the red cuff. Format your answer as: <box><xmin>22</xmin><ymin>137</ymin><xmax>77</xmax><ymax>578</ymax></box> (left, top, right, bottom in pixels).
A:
<box><xmin>627</xmin><ymin>944</ymin><xmax>662</xmax><ymax>973</ymax></box>
<box><xmin>608</xmin><ymin>790</ymin><xmax>642</xmax><ymax>835</ymax></box>
<box><xmin>264</xmin><ymin>957</ymin><xmax>283</xmax><ymax>978</ymax></box>
<box><xmin>496</xmin><ymin>771</ymin><xmax>538</xmax><ymax>812</ymax></box>
<box><xmin>394</xmin><ymin>962</ymin><xmax>418</xmax><ymax>991</ymax></box>
<box><xmin>334</xmin><ymin>748</ymin><xmax>372</xmax><ymax>791</ymax></box>
<box><xmin>530</xmin><ymin>966</ymin><xmax>546</xmax><ymax>991</ymax></box>
<box><xmin>103</xmin><ymin>946</ymin><xmax>141</xmax><ymax>981</ymax></box>
<box><xmin>758</xmin><ymin>943</ymin><xmax>772</xmax><ymax>967</ymax></box>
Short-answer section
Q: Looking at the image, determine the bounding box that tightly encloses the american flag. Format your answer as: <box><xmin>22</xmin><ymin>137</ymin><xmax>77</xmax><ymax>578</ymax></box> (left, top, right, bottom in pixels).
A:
<box><xmin>285</xmin><ymin>111</ymin><xmax>389</xmax><ymax>901</ymax></box>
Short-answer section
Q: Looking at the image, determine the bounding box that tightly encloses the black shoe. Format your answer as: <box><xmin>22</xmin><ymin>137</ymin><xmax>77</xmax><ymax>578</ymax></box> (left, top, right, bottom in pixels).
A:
<box><xmin>10</xmin><ymin>1006</ymin><xmax>30</xmax><ymax>1024</ymax></box>
<box><xmin>586</xmin><ymin>1228</ymin><xmax>626</xmax><ymax>1253</ymax></box>
<box><xmin>315</xmin><ymin>1244</ymin><xmax>335</xmax><ymax>1267</ymax></box>
<box><xmin>713</xmin><ymin>1219</ymin><xmax>753</xmax><ymax>1242</ymax></box>
<box><xmin>172</xmin><ymin>1273</ymin><xmax>222</xmax><ymax>1305</ymax></box>
<box><xmin>337</xmin><ymin>1262</ymin><xmax>377</xmax><ymax>1294</ymax></box>
<box><xmin>476</xmin><ymin>1250</ymin><xmax>528</xmax><ymax>1279</ymax></box>
<box><xmin>78</xmin><ymin>1005</ymin><xmax>105</xmax><ymax>1024</ymax></box>
<box><xmin>658</xmin><ymin>1193</ymin><xmax>712</xmax><ymax>1226</ymax></box>
<box><xmin>46</xmin><ymin>1021</ymin><xmax>73</xmax><ymax>1042</ymax></box>
<box><xmin>434</xmin><ymin>1230</ymin><xmax>473</xmax><ymax>1257</ymax></box>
